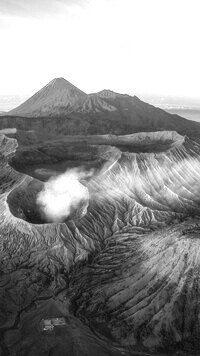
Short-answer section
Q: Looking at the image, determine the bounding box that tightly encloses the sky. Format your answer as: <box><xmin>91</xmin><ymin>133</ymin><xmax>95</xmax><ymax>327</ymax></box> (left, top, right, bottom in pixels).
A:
<box><xmin>0</xmin><ymin>0</ymin><xmax>200</xmax><ymax>110</ymax></box>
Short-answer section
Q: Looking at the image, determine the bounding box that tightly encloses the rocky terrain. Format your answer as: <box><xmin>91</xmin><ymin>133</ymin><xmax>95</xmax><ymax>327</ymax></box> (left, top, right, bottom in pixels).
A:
<box><xmin>0</xmin><ymin>128</ymin><xmax>200</xmax><ymax>355</ymax></box>
<box><xmin>0</xmin><ymin>79</ymin><xmax>200</xmax><ymax>355</ymax></box>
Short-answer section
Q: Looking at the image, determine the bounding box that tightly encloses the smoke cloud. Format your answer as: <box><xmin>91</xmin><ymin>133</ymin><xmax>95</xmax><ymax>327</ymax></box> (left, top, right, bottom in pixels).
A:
<box><xmin>37</xmin><ymin>168</ymin><xmax>93</xmax><ymax>222</ymax></box>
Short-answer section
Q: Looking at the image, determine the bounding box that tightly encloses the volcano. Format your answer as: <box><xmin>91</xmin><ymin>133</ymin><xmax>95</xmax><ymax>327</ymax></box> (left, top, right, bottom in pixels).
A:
<box><xmin>9</xmin><ymin>77</ymin><xmax>87</xmax><ymax>117</ymax></box>
<box><xmin>1</xmin><ymin>78</ymin><xmax>200</xmax><ymax>356</ymax></box>
<box><xmin>5</xmin><ymin>77</ymin><xmax>200</xmax><ymax>139</ymax></box>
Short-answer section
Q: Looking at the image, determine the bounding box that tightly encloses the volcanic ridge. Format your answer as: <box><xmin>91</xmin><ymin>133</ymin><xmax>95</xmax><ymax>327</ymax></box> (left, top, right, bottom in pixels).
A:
<box><xmin>0</xmin><ymin>77</ymin><xmax>199</xmax><ymax>139</ymax></box>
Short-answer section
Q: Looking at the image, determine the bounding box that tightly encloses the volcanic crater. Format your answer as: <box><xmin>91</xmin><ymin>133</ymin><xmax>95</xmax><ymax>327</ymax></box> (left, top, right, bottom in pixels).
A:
<box><xmin>1</xmin><ymin>128</ymin><xmax>200</xmax><ymax>356</ymax></box>
<box><xmin>7</xmin><ymin>131</ymin><xmax>184</xmax><ymax>225</ymax></box>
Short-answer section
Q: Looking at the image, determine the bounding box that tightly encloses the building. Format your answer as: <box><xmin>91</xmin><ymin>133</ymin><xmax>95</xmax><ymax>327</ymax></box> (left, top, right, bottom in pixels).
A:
<box><xmin>40</xmin><ymin>317</ymin><xmax>67</xmax><ymax>332</ymax></box>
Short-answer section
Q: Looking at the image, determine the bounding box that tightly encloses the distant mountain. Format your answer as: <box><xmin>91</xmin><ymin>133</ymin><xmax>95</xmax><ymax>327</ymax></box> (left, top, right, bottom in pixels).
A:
<box><xmin>9</xmin><ymin>78</ymin><xmax>87</xmax><ymax>117</ymax></box>
<box><xmin>9</xmin><ymin>78</ymin><xmax>122</xmax><ymax>117</ymax></box>
<box><xmin>4</xmin><ymin>77</ymin><xmax>200</xmax><ymax>138</ymax></box>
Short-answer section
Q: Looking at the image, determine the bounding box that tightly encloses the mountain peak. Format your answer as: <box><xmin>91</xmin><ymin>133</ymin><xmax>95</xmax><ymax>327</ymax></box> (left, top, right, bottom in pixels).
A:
<box><xmin>97</xmin><ymin>89</ymin><xmax>122</xmax><ymax>99</ymax></box>
<box><xmin>9</xmin><ymin>77</ymin><xmax>87</xmax><ymax>117</ymax></box>
<box><xmin>48</xmin><ymin>77</ymin><xmax>68</xmax><ymax>86</ymax></box>
<box><xmin>45</xmin><ymin>77</ymin><xmax>85</xmax><ymax>92</ymax></box>
<box><xmin>50</xmin><ymin>77</ymin><xmax>66</xmax><ymax>82</ymax></box>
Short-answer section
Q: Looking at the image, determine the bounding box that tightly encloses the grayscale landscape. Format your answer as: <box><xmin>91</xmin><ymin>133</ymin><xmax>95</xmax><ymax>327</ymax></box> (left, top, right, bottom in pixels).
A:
<box><xmin>1</xmin><ymin>1</ymin><xmax>200</xmax><ymax>356</ymax></box>
<box><xmin>0</xmin><ymin>77</ymin><xmax>200</xmax><ymax>356</ymax></box>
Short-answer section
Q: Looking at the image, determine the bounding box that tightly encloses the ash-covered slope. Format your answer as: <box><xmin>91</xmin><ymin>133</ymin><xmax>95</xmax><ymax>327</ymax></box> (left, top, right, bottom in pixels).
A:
<box><xmin>8</xmin><ymin>81</ymin><xmax>120</xmax><ymax>118</ymax></box>
<box><xmin>1</xmin><ymin>131</ymin><xmax>200</xmax><ymax>355</ymax></box>
<box><xmin>6</xmin><ymin>78</ymin><xmax>200</xmax><ymax>138</ymax></box>
<box><xmin>9</xmin><ymin>78</ymin><xmax>87</xmax><ymax>117</ymax></box>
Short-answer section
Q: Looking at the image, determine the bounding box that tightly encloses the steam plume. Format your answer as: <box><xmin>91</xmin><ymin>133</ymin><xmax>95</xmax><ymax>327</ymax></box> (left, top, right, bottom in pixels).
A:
<box><xmin>37</xmin><ymin>168</ymin><xmax>92</xmax><ymax>222</ymax></box>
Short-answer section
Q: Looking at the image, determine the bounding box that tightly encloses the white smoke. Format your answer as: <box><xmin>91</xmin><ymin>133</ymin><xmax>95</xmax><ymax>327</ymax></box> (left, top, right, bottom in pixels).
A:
<box><xmin>37</xmin><ymin>168</ymin><xmax>93</xmax><ymax>222</ymax></box>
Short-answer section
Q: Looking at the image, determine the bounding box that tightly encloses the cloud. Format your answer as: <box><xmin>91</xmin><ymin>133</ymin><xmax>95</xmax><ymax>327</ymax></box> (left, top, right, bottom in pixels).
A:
<box><xmin>0</xmin><ymin>0</ymin><xmax>87</xmax><ymax>18</ymax></box>
<box><xmin>0</xmin><ymin>95</ymin><xmax>28</xmax><ymax>111</ymax></box>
